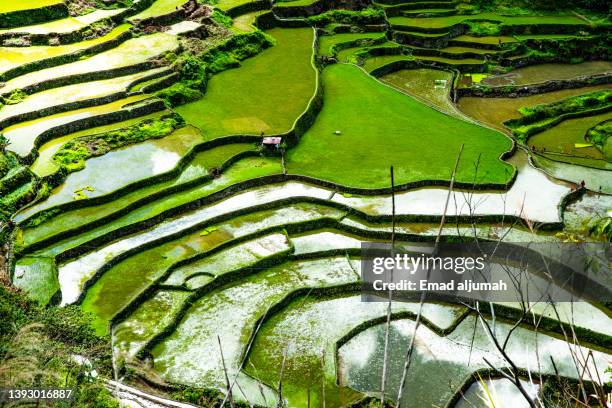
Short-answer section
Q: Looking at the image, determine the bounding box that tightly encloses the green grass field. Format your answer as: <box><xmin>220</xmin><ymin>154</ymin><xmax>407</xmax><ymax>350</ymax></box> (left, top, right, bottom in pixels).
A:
<box><xmin>175</xmin><ymin>28</ymin><xmax>316</xmax><ymax>140</ymax></box>
<box><xmin>287</xmin><ymin>63</ymin><xmax>514</xmax><ymax>188</ymax></box>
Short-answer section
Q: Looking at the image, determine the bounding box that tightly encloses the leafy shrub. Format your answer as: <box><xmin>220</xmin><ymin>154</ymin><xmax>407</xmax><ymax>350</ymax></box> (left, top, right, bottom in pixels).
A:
<box><xmin>307</xmin><ymin>8</ymin><xmax>386</xmax><ymax>27</ymax></box>
<box><xmin>467</xmin><ymin>21</ymin><xmax>501</xmax><ymax>35</ymax></box>
<box><xmin>588</xmin><ymin>214</ymin><xmax>612</xmax><ymax>241</ymax></box>
<box><xmin>157</xmin><ymin>82</ymin><xmax>205</xmax><ymax>107</ymax></box>
<box><xmin>211</xmin><ymin>9</ymin><xmax>233</xmax><ymax>28</ymax></box>
<box><xmin>516</xmin><ymin>90</ymin><xmax>612</xmax><ymax>123</ymax></box>
<box><xmin>586</xmin><ymin>119</ymin><xmax>611</xmax><ymax>149</ymax></box>
<box><xmin>2</xmin><ymin>89</ymin><xmax>28</xmax><ymax>105</ymax></box>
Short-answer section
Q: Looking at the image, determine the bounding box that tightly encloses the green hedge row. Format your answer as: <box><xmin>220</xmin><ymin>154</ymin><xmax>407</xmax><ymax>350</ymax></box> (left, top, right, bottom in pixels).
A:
<box><xmin>391</xmin><ymin>29</ymin><xmax>459</xmax><ymax>48</ymax></box>
<box><xmin>0</xmin><ymin>68</ymin><xmax>171</xmax><ymax>131</ymax></box>
<box><xmin>225</xmin><ymin>0</ymin><xmax>271</xmax><ymax>18</ymax></box>
<box><xmin>307</xmin><ymin>8</ymin><xmax>387</xmax><ymax>27</ymax></box>
<box><xmin>0</xmin><ymin>9</ymin><xmax>130</xmax><ymax>46</ymax></box>
<box><xmin>457</xmin><ymin>72</ymin><xmax>612</xmax><ymax>98</ymax></box>
<box><xmin>508</xmin><ymin>89</ymin><xmax>612</xmax><ymax>127</ymax></box>
<box><xmin>273</xmin><ymin>0</ymin><xmax>324</xmax><ymax>19</ymax></box>
<box><xmin>0</xmin><ymin>31</ymin><xmax>133</xmax><ymax>83</ymax></box>
<box><xmin>509</xmin><ymin>105</ymin><xmax>612</xmax><ymax>141</ymax></box>
<box><xmin>0</xmin><ymin>3</ymin><xmax>68</xmax><ymax>29</ymax></box>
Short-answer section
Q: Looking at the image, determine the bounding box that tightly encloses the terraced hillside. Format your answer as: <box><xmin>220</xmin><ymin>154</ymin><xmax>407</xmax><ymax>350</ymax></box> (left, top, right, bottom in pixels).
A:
<box><xmin>1</xmin><ymin>0</ymin><xmax>611</xmax><ymax>406</ymax></box>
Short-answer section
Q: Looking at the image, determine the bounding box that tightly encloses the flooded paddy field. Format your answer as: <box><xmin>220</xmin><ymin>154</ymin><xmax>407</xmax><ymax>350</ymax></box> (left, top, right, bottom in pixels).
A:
<box><xmin>2</xmin><ymin>1</ymin><xmax>610</xmax><ymax>407</ymax></box>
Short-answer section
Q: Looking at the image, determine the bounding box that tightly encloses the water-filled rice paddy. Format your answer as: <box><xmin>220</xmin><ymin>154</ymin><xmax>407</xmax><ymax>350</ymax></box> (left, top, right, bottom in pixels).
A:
<box><xmin>151</xmin><ymin>258</ymin><xmax>359</xmax><ymax>391</ymax></box>
<box><xmin>246</xmin><ymin>294</ymin><xmax>466</xmax><ymax>407</ymax></box>
<box><xmin>455</xmin><ymin>378</ymin><xmax>538</xmax><ymax>408</ymax></box>
<box><xmin>287</xmin><ymin>63</ymin><xmax>514</xmax><ymax>188</ymax></box>
<box><xmin>0</xmin><ymin>0</ymin><xmax>62</xmax><ymax>13</ymax></box>
<box><xmin>25</xmin><ymin>126</ymin><xmax>203</xmax><ymax>215</ymax></box>
<box><xmin>0</xmin><ymin>24</ymin><xmax>132</xmax><ymax>76</ymax></box>
<box><xmin>68</xmin><ymin>202</ymin><xmax>341</xmax><ymax>323</ymax></box>
<box><xmin>129</xmin><ymin>0</ymin><xmax>190</xmax><ymax>21</ymax></box>
<box><xmin>19</xmin><ymin>156</ymin><xmax>282</xmax><ymax>253</ymax></box>
<box><xmin>380</xmin><ymin>68</ymin><xmax>459</xmax><ymax>117</ymax></box>
<box><xmin>389</xmin><ymin>13</ymin><xmax>587</xmax><ymax>29</ymax></box>
<box><xmin>457</xmin><ymin>84</ymin><xmax>611</xmax><ymax>132</ymax></box>
<box><xmin>0</xmin><ymin>8</ymin><xmax>125</xmax><ymax>35</ymax></box>
<box><xmin>3</xmin><ymin>3</ymin><xmax>611</xmax><ymax>406</ymax></box>
<box><xmin>481</xmin><ymin>61</ymin><xmax>612</xmax><ymax>87</ymax></box>
<box><xmin>338</xmin><ymin>316</ymin><xmax>609</xmax><ymax>408</ymax></box>
<box><xmin>318</xmin><ymin>32</ymin><xmax>386</xmax><ymax>57</ymax></box>
<box><xmin>2</xmin><ymin>33</ymin><xmax>179</xmax><ymax>94</ymax></box>
<box><xmin>176</xmin><ymin>28</ymin><xmax>316</xmax><ymax>139</ymax></box>
<box><xmin>530</xmin><ymin>111</ymin><xmax>612</xmax><ymax>169</ymax></box>
<box><xmin>0</xmin><ymin>68</ymin><xmax>168</xmax><ymax>125</ymax></box>
<box><xmin>533</xmin><ymin>154</ymin><xmax>612</xmax><ymax>193</ymax></box>
<box><xmin>30</xmin><ymin>106</ymin><xmax>165</xmax><ymax>177</ymax></box>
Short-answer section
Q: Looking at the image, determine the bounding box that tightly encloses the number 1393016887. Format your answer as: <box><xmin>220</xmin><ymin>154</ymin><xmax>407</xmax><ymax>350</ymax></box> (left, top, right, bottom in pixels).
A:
<box><xmin>1</xmin><ymin>388</ymin><xmax>74</xmax><ymax>402</ymax></box>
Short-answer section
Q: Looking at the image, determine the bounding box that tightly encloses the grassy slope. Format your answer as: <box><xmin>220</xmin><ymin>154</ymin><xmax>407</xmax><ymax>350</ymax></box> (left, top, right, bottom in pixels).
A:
<box><xmin>287</xmin><ymin>64</ymin><xmax>514</xmax><ymax>188</ymax></box>
<box><xmin>175</xmin><ymin>27</ymin><xmax>316</xmax><ymax>140</ymax></box>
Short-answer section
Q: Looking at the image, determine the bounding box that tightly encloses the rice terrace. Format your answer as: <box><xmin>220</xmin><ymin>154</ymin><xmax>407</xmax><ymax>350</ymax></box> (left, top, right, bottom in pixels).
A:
<box><xmin>0</xmin><ymin>0</ymin><xmax>610</xmax><ymax>406</ymax></box>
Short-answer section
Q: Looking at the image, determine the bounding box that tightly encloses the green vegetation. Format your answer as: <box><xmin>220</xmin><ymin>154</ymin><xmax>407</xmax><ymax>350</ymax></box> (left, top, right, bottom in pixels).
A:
<box><xmin>506</xmin><ymin>90</ymin><xmax>612</xmax><ymax>139</ymax></box>
<box><xmin>586</xmin><ymin>119</ymin><xmax>611</xmax><ymax>159</ymax></box>
<box><xmin>1</xmin><ymin>1</ymin><xmax>611</xmax><ymax>406</ymax></box>
<box><xmin>588</xmin><ymin>214</ymin><xmax>612</xmax><ymax>241</ymax></box>
<box><xmin>52</xmin><ymin>115</ymin><xmax>185</xmax><ymax>173</ymax></box>
<box><xmin>518</xmin><ymin>90</ymin><xmax>612</xmax><ymax>121</ymax></box>
<box><xmin>389</xmin><ymin>13</ymin><xmax>587</xmax><ymax>29</ymax></box>
<box><xmin>467</xmin><ymin>21</ymin><xmax>501</xmax><ymax>36</ymax></box>
<box><xmin>308</xmin><ymin>8</ymin><xmax>386</xmax><ymax>26</ymax></box>
<box><xmin>0</xmin><ymin>281</ymin><xmax>118</xmax><ymax>407</ymax></box>
<box><xmin>211</xmin><ymin>9</ymin><xmax>233</xmax><ymax>28</ymax></box>
<box><xmin>287</xmin><ymin>64</ymin><xmax>514</xmax><ymax>188</ymax></box>
<box><xmin>318</xmin><ymin>32</ymin><xmax>386</xmax><ymax>57</ymax></box>
<box><xmin>0</xmin><ymin>149</ymin><xmax>38</xmax><ymax>222</ymax></box>
<box><xmin>157</xmin><ymin>31</ymin><xmax>274</xmax><ymax>108</ymax></box>
<box><xmin>2</xmin><ymin>89</ymin><xmax>28</xmax><ymax>105</ymax></box>
<box><xmin>176</xmin><ymin>28</ymin><xmax>316</xmax><ymax>139</ymax></box>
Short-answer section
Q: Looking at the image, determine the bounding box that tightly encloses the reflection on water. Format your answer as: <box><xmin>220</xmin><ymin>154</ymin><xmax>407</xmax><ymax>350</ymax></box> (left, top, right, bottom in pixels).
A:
<box><xmin>455</xmin><ymin>377</ymin><xmax>539</xmax><ymax>408</ymax></box>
